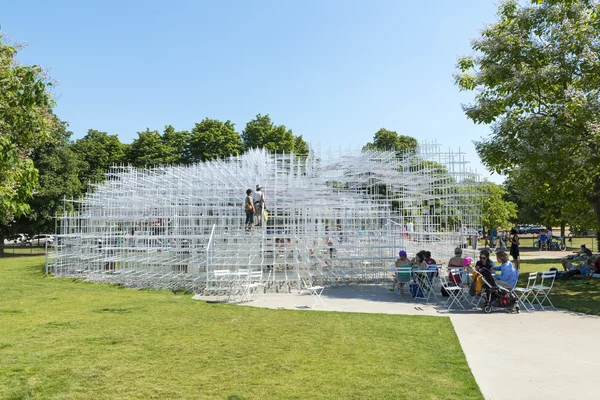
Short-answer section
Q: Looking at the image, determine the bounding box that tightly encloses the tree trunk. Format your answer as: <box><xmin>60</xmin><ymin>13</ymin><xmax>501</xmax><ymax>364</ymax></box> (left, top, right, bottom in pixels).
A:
<box><xmin>591</xmin><ymin>196</ymin><xmax>600</xmax><ymax>252</ymax></box>
<box><xmin>560</xmin><ymin>222</ymin><xmax>566</xmax><ymax>239</ymax></box>
<box><xmin>0</xmin><ymin>236</ymin><xmax>4</xmax><ymax>256</ymax></box>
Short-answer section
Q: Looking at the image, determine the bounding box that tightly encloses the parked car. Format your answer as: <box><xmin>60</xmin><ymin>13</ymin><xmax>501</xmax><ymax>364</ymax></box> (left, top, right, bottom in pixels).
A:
<box><xmin>2</xmin><ymin>234</ymin><xmax>27</xmax><ymax>245</ymax></box>
<box><xmin>25</xmin><ymin>234</ymin><xmax>55</xmax><ymax>246</ymax></box>
<box><xmin>523</xmin><ymin>226</ymin><xmax>547</xmax><ymax>234</ymax></box>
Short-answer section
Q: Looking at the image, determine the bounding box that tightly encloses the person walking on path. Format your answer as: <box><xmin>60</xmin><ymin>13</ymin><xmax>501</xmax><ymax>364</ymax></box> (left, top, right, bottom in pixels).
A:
<box><xmin>510</xmin><ymin>228</ymin><xmax>520</xmax><ymax>270</ymax></box>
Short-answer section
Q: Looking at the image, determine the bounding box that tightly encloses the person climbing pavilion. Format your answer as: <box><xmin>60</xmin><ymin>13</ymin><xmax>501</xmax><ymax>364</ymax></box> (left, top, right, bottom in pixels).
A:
<box><xmin>253</xmin><ymin>184</ymin><xmax>266</xmax><ymax>227</ymax></box>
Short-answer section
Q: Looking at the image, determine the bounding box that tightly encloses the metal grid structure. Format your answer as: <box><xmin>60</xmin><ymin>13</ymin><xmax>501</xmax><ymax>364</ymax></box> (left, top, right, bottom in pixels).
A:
<box><xmin>49</xmin><ymin>143</ymin><xmax>482</xmax><ymax>294</ymax></box>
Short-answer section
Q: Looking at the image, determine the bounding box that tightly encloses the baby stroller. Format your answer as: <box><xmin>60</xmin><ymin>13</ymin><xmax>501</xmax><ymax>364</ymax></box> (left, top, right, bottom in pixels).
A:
<box><xmin>472</xmin><ymin>269</ymin><xmax>519</xmax><ymax>314</ymax></box>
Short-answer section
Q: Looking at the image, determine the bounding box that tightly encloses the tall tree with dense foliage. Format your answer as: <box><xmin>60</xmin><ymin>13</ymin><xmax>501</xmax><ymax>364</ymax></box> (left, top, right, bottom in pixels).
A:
<box><xmin>0</xmin><ymin>34</ymin><xmax>57</xmax><ymax>253</ymax></box>
<box><xmin>13</xmin><ymin>121</ymin><xmax>83</xmax><ymax>235</ymax></box>
<box><xmin>189</xmin><ymin>118</ymin><xmax>243</xmax><ymax>162</ymax></box>
<box><xmin>127</xmin><ymin>129</ymin><xmax>165</xmax><ymax>168</ymax></box>
<box><xmin>70</xmin><ymin>129</ymin><xmax>127</xmax><ymax>188</ymax></box>
<box><xmin>455</xmin><ymin>0</ymin><xmax>600</xmax><ymax>231</ymax></box>
<box><xmin>162</xmin><ymin>125</ymin><xmax>192</xmax><ymax>165</ymax></box>
<box><xmin>480</xmin><ymin>182</ymin><xmax>518</xmax><ymax>234</ymax></box>
<box><xmin>363</xmin><ymin>128</ymin><xmax>418</xmax><ymax>154</ymax></box>
<box><xmin>242</xmin><ymin>114</ymin><xmax>308</xmax><ymax>154</ymax></box>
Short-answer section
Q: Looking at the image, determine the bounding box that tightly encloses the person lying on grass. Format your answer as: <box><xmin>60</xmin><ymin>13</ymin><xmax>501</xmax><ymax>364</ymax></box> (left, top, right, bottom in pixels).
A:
<box><xmin>558</xmin><ymin>258</ymin><xmax>591</xmax><ymax>279</ymax></box>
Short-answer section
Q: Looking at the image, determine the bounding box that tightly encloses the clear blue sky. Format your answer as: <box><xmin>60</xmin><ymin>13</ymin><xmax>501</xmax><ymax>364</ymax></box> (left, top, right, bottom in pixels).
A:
<box><xmin>2</xmin><ymin>0</ymin><xmax>502</xmax><ymax>182</ymax></box>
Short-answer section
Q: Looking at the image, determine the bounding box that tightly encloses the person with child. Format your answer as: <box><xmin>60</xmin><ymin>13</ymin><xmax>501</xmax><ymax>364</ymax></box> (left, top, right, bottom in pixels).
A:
<box><xmin>492</xmin><ymin>250</ymin><xmax>518</xmax><ymax>289</ymax></box>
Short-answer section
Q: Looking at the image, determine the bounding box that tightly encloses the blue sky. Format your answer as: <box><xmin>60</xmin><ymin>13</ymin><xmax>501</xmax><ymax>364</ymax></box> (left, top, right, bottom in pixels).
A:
<box><xmin>2</xmin><ymin>0</ymin><xmax>502</xmax><ymax>181</ymax></box>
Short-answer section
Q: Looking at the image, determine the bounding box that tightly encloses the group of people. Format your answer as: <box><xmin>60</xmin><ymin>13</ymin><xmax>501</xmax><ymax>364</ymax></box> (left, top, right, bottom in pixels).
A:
<box><xmin>449</xmin><ymin>247</ymin><xmax>518</xmax><ymax>289</ymax></box>
<box><xmin>555</xmin><ymin>244</ymin><xmax>600</xmax><ymax>278</ymax></box>
<box><xmin>244</xmin><ymin>185</ymin><xmax>266</xmax><ymax>232</ymax></box>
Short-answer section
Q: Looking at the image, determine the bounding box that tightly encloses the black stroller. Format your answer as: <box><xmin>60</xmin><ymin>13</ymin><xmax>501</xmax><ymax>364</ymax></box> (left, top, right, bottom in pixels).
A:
<box><xmin>473</xmin><ymin>268</ymin><xmax>520</xmax><ymax>314</ymax></box>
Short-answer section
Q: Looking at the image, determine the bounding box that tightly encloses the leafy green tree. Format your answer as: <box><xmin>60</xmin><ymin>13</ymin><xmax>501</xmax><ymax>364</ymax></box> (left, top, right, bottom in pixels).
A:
<box><xmin>0</xmin><ymin>34</ymin><xmax>56</xmax><ymax>253</ymax></box>
<box><xmin>363</xmin><ymin>128</ymin><xmax>418</xmax><ymax>154</ymax></box>
<box><xmin>189</xmin><ymin>118</ymin><xmax>243</xmax><ymax>162</ymax></box>
<box><xmin>127</xmin><ymin>129</ymin><xmax>165</xmax><ymax>168</ymax></box>
<box><xmin>14</xmin><ymin>121</ymin><xmax>83</xmax><ymax>235</ymax></box>
<box><xmin>162</xmin><ymin>125</ymin><xmax>192</xmax><ymax>165</ymax></box>
<box><xmin>70</xmin><ymin>129</ymin><xmax>127</xmax><ymax>188</ymax></box>
<box><xmin>480</xmin><ymin>182</ymin><xmax>518</xmax><ymax>235</ymax></box>
<box><xmin>242</xmin><ymin>114</ymin><xmax>305</xmax><ymax>154</ymax></box>
<box><xmin>455</xmin><ymin>0</ymin><xmax>600</xmax><ymax>231</ymax></box>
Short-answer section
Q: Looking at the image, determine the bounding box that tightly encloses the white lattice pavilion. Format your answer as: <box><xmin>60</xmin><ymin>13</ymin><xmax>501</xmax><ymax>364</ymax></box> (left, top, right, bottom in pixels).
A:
<box><xmin>49</xmin><ymin>143</ymin><xmax>482</xmax><ymax>292</ymax></box>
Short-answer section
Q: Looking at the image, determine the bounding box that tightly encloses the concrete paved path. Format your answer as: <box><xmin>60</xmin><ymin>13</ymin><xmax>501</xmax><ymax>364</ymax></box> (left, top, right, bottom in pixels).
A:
<box><xmin>194</xmin><ymin>284</ymin><xmax>600</xmax><ymax>400</ymax></box>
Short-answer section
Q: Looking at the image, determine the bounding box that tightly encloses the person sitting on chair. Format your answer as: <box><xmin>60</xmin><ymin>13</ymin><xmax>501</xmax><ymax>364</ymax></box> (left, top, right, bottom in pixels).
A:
<box><xmin>493</xmin><ymin>250</ymin><xmax>518</xmax><ymax>289</ymax></box>
<box><xmin>448</xmin><ymin>247</ymin><xmax>463</xmax><ymax>268</ymax></box>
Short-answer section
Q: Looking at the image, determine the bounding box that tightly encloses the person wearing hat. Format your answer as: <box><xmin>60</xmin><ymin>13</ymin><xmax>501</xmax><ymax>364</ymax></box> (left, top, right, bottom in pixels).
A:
<box><xmin>252</xmin><ymin>185</ymin><xmax>266</xmax><ymax>226</ymax></box>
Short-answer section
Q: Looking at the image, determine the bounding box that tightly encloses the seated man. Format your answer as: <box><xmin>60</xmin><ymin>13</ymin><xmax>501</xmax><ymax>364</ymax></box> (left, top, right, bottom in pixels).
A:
<box><xmin>579</xmin><ymin>257</ymin><xmax>594</xmax><ymax>275</ymax></box>
<box><xmin>493</xmin><ymin>250</ymin><xmax>518</xmax><ymax>289</ymax></box>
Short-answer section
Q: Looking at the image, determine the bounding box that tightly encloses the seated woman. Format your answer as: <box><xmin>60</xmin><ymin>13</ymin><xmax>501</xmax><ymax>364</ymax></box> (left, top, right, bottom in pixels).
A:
<box><xmin>448</xmin><ymin>247</ymin><xmax>463</xmax><ymax>268</ymax></box>
<box><xmin>393</xmin><ymin>250</ymin><xmax>411</xmax><ymax>294</ymax></box>
<box><xmin>474</xmin><ymin>249</ymin><xmax>497</xmax><ymax>288</ymax></box>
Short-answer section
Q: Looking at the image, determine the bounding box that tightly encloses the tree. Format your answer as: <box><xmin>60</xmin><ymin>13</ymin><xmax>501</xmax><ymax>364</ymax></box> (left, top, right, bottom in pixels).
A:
<box><xmin>70</xmin><ymin>129</ymin><xmax>127</xmax><ymax>188</ymax></box>
<box><xmin>14</xmin><ymin>121</ymin><xmax>83</xmax><ymax>235</ymax></box>
<box><xmin>480</xmin><ymin>182</ymin><xmax>518</xmax><ymax>235</ymax></box>
<box><xmin>363</xmin><ymin>128</ymin><xmax>418</xmax><ymax>154</ymax></box>
<box><xmin>189</xmin><ymin>118</ymin><xmax>243</xmax><ymax>162</ymax></box>
<box><xmin>242</xmin><ymin>114</ymin><xmax>306</xmax><ymax>154</ymax></box>
<box><xmin>162</xmin><ymin>125</ymin><xmax>192</xmax><ymax>165</ymax></box>
<box><xmin>0</xmin><ymin>34</ymin><xmax>57</xmax><ymax>254</ymax></box>
<box><xmin>127</xmin><ymin>129</ymin><xmax>165</xmax><ymax>168</ymax></box>
<box><xmin>455</xmin><ymin>0</ymin><xmax>600</xmax><ymax>232</ymax></box>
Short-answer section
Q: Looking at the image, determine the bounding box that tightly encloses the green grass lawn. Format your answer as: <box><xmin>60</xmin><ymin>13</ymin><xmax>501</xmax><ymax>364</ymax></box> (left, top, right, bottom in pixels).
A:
<box><xmin>0</xmin><ymin>256</ymin><xmax>482</xmax><ymax>400</ymax></box>
<box><xmin>519</xmin><ymin>258</ymin><xmax>600</xmax><ymax>316</ymax></box>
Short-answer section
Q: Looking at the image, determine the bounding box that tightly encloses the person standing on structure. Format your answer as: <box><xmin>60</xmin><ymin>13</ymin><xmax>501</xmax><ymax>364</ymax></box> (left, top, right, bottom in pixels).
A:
<box><xmin>253</xmin><ymin>184</ymin><xmax>266</xmax><ymax>227</ymax></box>
<box><xmin>406</xmin><ymin>220</ymin><xmax>414</xmax><ymax>240</ymax></box>
<box><xmin>244</xmin><ymin>188</ymin><xmax>254</xmax><ymax>232</ymax></box>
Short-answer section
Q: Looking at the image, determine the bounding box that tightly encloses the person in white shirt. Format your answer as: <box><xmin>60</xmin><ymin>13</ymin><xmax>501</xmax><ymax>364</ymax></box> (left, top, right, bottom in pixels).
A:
<box><xmin>252</xmin><ymin>185</ymin><xmax>266</xmax><ymax>226</ymax></box>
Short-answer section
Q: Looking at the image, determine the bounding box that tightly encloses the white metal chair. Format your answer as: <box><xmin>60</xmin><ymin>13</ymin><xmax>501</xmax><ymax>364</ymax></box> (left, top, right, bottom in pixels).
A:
<box><xmin>301</xmin><ymin>278</ymin><xmax>326</xmax><ymax>309</ymax></box>
<box><xmin>411</xmin><ymin>268</ymin><xmax>439</xmax><ymax>302</ymax></box>
<box><xmin>512</xmin><ymin>272</ymin><xmax>537</xmax><ymax>311</ymax></box>
<box><xmin>439</xmin><ymin>276</ymin><xmax>465</xmax><ymax>310</ymax></box>
<box><xmin>531</xmin><ymin>271</ymin><xmax>557</xmax><ymax>310</ymax></box>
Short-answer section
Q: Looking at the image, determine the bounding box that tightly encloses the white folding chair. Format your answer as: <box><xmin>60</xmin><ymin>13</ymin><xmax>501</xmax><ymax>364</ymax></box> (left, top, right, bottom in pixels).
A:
<box><xmin>301</xmin><ymin>278</ymin><xmax>326</xmax><ymax>309</ymax></box>
<box><xmin>440</xmin><ymin>276</ymin><xmax>465</xmax><ymax>310</ymax></box>
<box><xmin>412</xmin><ymin>268</ymin><xmax>439</xmax><ymax>302</ymax></box>
<box><xmin>512</xmin><ymin>272</ymin><xmax>537</xmax><ymax>311</ymax></box>
<box><xmin>531</xmin><ymin>271</ymin><xmax>556</xmax><ymax>310</ymax></box>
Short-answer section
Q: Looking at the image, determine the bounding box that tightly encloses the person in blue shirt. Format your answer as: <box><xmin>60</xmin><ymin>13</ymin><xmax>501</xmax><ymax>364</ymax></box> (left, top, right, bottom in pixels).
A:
<box><xmin>493</xmin><ymin>250</ymin><xmax>518</xmax><ymax>288</ymax></box>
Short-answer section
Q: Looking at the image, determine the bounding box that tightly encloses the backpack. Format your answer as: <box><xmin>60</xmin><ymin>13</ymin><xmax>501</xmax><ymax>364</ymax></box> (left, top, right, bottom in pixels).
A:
<box><xmin>244</xmin><ymin>196</ymin><xmax>253</xmax><ymax>211</ymax></box>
